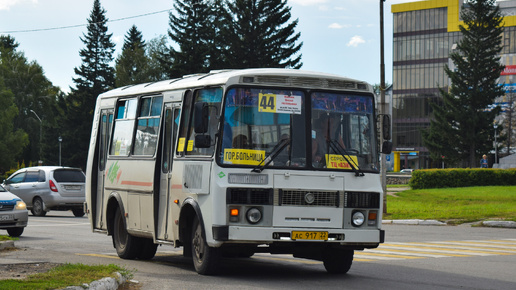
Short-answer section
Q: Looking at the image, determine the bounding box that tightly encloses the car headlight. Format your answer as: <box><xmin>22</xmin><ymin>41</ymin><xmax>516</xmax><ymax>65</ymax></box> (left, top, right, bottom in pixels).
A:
<box><xmin>352</xmin><ymin>211</ymin><xmax>365</xmax><ymax>227</ymax></box>
<box><xmin>15</xmin><ymin>200</ymin><xmax>27</xmax><ymax>210</ymax></box>
<box><xmin>246</xmin><ymin>208</ymin><xmax>262</xmax><ymax>224</ymax></box>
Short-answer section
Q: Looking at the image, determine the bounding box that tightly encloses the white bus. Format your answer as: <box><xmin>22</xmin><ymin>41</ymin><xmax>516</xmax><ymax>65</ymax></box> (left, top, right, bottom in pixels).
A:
<box><xmin>85</xmin><ymin>68</ymin><xmax>391</xmax><ymax>275</ymax></box>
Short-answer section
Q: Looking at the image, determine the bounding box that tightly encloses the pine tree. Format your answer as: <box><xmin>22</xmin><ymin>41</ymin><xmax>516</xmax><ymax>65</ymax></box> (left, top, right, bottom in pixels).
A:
<box><xmin>115</xmin><ymin>25</ymin><xmax>150</xmax><ymax>87</ymax></box>
<box><xmin>224</xmin><ymin>0</ymin><xmax>303</xmax><ymax>69</ymax></box>
<box><xmin>422</xmin><ymin>0</ymin><xmax>504</xmax><ymax>167</ymax></box>
<box><xmin>73</xmin><ymin>0</ymin><xmax>115</xmax><ymax>93</ymax></box>
<box><xmin>164</xmin><ymin>0</ymin><xmax>215</xmax><ymax>78</ymax></box>
<box><xmin>63</xmin><ymin>0</ymin><xmax>115</xmax><ymax>169</ymax></box>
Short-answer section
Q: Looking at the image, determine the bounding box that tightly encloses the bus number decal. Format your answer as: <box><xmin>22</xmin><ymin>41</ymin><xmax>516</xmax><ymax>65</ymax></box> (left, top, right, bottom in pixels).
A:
<box><xmin>259</xmin><ymin>93</ymin><xmax>276</xmax><ymax>113</ymax></box>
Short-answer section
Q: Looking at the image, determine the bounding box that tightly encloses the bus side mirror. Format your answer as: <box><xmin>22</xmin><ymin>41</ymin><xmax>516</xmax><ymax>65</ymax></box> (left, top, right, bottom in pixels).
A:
<box><xmin>381</xmin><ymin>141</ymin><xmax>392</xmax><ymax>154</ymax></box>
<box><xmin>194</xmin><ymin>102</ymin><xmax>209</xmax><ymax>134</ymax></box>
<box><xmin>382</xmin><ymin>114</ymin><xmax>391</xmax><ymax>140</ymax></box>
<box><xmin>195</xmin><ymin>135</ymin><xmax>211</xmax><ymax>148</ymax></box>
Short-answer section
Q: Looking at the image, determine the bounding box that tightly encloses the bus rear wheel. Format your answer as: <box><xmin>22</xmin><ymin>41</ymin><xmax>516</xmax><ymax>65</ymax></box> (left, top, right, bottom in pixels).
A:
<box><xmin>113</xmin><ymin>207</ymin><xmax>140</xmax><ymax>259</ymax></box>
<box><xmin>191</xmin><ymin>216</ymin><xmax>220</xmax><ymax>275</ymax></box>
<box><xmin>323</xmin><ymin>249</ymin><xmax>354</xmax><ymax>274</ymax></box>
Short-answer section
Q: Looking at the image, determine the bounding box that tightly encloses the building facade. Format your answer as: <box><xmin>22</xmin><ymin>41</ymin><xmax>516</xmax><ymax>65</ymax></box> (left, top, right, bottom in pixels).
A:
<box><xmin>391</xmin><ymin>0</ymin><xmax>516</xmax><ymax>170</ymax></box>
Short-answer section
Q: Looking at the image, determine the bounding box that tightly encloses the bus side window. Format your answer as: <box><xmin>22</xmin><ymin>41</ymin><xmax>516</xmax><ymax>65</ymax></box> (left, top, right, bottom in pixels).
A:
<box><xmin>133</xmin><ymin>95</ymin><xmax>163</xmax><ymax>156</ymax></box>
<box><xmin>110</xmin><ymin>98</ymin><xmax>137</xmax><ymax>156</ymax></box>
<box><xmin>176</xmin><ymin>90</ymin><xmax>193</xmax><ymax>156</ymax></box>
<box><xmin>186</xmin><ymin>88</ymin><xmax>222</xmax><ymax>156</ymax></box>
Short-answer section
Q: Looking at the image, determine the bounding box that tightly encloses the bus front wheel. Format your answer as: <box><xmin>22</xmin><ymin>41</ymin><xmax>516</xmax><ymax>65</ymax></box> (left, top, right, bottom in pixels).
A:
<box><xmin>191</xmin><ymin>216</ymin><xmax>220</xmax><ymax>275</ymax></box>
<box><xmin>323</xmin><ymin>249</ymin><xmax>354</xmax><ymax>274</ymax></box>
<box><xmin>113</xmin><ymin>207</ymin><xmax>140</xmax><ymax>259</ymax></box>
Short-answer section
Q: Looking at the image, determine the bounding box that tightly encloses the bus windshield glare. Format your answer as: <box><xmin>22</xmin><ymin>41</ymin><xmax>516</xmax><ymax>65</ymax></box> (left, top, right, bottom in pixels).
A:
<box><xmin>218</xmin><ymin>87</ymin><xmax>378</xmax><ymax>172</ymax></box>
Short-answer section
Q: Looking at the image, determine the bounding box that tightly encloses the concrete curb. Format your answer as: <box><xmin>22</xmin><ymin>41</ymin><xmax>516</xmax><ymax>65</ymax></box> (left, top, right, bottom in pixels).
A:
<box><xmin>382</xmin><ymin>219</ymin><xmax>446</xmax><ymax>226</ymax></box>
<box><xmin>63</xmin><ymin>272</ymin><xmax>128</xmax><ymax>290</ymax></box>
<box><xmin>481</xmin><ymin>221</ymin><xmax>516</xmax><ymax>228</ymax></box>
<box><xmin>0</xmin><ymin>240</ymin><xmax>15</xmax><ymax>250</ymax></box>
<box><xmin>382</xmin><ymin>219</ymin><xmax>516</xmax><ymax>228</ymax></box>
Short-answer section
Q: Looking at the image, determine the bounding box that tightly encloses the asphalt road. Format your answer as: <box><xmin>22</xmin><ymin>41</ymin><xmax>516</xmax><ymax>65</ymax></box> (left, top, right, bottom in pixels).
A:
<box><xmin>2</xmin><ymin>211</ymin><xmax>516</xmax><ymax>289</ymax></box>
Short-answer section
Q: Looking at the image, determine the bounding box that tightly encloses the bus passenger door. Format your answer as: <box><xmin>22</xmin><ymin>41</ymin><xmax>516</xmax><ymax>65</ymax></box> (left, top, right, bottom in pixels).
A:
<box><xmin>157</xmin><ymin>104</ymin><xmax>180</xmax><ymax>241</ymax></box>
<box><xmin>95</xmin><ymin>109</ymin><xmax>113</xmax><ymax>230</ymax></box>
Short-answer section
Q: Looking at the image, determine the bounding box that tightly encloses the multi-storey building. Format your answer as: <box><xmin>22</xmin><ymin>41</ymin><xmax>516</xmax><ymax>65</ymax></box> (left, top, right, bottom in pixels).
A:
<box><xmin>391</xmin><ymin>0</ymin><xmax>516</xmax><ymax>170</ymax></box>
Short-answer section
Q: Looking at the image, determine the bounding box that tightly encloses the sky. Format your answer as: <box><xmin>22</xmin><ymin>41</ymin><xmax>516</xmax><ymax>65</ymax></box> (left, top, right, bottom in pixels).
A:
<box><xmin>0</xmin><ymin>0</ymin><xmax>415</xmax><ymax>93</ymax></box>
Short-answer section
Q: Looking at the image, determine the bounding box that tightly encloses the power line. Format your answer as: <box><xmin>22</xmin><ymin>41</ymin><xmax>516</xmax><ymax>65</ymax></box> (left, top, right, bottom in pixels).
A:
<box><xmin>0</xmin><ymin>9</ymin><xmax>171</xmax><ymax>34</ymax></box>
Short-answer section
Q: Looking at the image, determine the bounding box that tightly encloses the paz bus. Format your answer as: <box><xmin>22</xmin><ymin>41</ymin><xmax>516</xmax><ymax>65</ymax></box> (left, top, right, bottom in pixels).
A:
<box><xmin>85</xmin><ymin>68</ymin><xmax>391</xmax><ymax>275</ymax></box>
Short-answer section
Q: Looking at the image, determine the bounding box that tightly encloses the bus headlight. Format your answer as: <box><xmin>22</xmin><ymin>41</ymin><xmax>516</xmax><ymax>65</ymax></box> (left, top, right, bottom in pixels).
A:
<box><xmin>352</xmin><ymin>211</ymin><xmax>365</xmax><ymax>227</ymax></box>
<box><xmin>246</xmin><ymin>208</ymin><xmax>262</xmax><ymax>224</ymax></box>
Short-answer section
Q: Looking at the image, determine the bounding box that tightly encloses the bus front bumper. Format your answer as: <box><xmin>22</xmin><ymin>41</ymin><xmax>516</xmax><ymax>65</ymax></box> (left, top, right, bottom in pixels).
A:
<box><xmin>213</xmin><ymin>225</ymin><xmax>385</xmax><ymax>245</ymax></box>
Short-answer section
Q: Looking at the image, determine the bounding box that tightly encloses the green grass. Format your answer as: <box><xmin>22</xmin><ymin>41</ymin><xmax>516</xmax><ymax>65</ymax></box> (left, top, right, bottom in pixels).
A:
<box><xmin>0</xmin><ymin>235</ymin><xmax>17</xmax><ymax>241</ymax></box>
<box><xmin>384</xmin><ymin>186</ymin><xmax>516</xmax><ymax>223</ymax></box>
<box><xmin>0</xmin><ymin>263</ymin><xmax>130</xmax><ymax>290</ymax></box>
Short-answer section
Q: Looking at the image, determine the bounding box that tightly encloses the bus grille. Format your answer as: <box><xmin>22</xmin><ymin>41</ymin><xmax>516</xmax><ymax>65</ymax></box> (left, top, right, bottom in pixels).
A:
<box><xmin>227</xmin><ymin>188</ymin><xmax>272</xmax><ymax>205</ymax></box>
<box><xmin>279</xmin><ymin>190</ymin><xmax>339</xmax><ymax>207</ymax></box>
<box><xmin>345</xmin><ymin>192</ymin><xmax>380</xmax><ymax>208</ymax></box>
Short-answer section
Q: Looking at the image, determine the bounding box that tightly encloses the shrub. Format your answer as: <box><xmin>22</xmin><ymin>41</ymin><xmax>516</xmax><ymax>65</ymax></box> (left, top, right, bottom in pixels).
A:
<box><xmin>409</xmin><ymin>168</ymin><xmax>516</xmax><ymax>189</ymax></box>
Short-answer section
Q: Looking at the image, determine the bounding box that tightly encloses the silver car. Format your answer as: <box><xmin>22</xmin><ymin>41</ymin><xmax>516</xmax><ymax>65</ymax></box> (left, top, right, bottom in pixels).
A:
<box><xmin>2</xmin><ymin>166</ymin><xmax>86</xmax><ymax>217</ymax></box>
<box><xmin>0</xmin><ymin>184</ymin><xmax>28</xmax><ymax>237</ymax></box>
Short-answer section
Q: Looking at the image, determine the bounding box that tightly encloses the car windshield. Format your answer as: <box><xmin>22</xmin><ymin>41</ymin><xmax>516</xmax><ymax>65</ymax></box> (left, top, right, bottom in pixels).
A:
<box><xmin>54</xmin><ymin>169</ymin><xmax>85</xmax><ymax>182</ymax></box>
<box><xmin>0</xmin><ymin>185</ymin><xmax>6</xmax><ymax>192</ymax></box>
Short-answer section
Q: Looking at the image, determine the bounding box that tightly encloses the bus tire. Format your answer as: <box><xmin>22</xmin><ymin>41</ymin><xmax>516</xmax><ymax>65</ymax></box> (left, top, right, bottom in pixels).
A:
<box><xmin>113</xmin><ymin>207</ymin><xmax>140</xmax><ymax>259</ymax></box>
<box><xmin>323</xmin><ymin>249</ymin><xmax>354</xmax><ymax>274</ymax></box>
<box><xmin>191</xmin><ymin>216</ymin><xmax>220</xmax><ymax>275</ymax></box>
<box><xmin>137</xmin><ymin>238</ymin><xmax>158</xmax><ymax>260</ymax></box>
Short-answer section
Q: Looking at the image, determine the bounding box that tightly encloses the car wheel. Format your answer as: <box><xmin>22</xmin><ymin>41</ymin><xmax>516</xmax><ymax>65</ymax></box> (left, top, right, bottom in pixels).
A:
<box><xmin>72</xmin><ymin>208</ymin><xmax>85</xmax><ymax>217</ymax></box>
<box><xmin>31</xmin><ymin>197</ymin><xmax>47</xmax><ymax>217</ymax></box>
<box><xmin>113</xmin><ymin>207</ymin><xmax>140</xmax><ymax>259</ymax></box>
<box><xmin>191</xmin><ymin>216</ymin><xmax>220</xmax><ymax>275</ymax></box>
<box><xmin>7</xmin><ymin>227</ymin><xmax>24</xmax><ymax>237</ymax></box>
<box><xmin>323</xmin><ymin>249</ymin><xmax>354</xmax><ymax>274</ymax></box>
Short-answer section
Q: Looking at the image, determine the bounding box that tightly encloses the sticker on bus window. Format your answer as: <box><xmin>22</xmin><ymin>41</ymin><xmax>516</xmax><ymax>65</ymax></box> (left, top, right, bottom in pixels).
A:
<box><xmin>187</xmin><ymin>140</ymin><xmax>194</xmax><ymax>151</ymax></box>
<box><xmin>258</xmin><ymin>93</ymin><xmax>301</xmax><ymax>114</ymax></box>
<box><xmin>325</xmin><ymin>154</ymin><xmax>358</xmax><ymax>170</ymax></box>
<box><xmin>177</xmin><ymin>137</ymin><xmax>185</xmax><ymax>152</ymax></box>
<box><xmin>223</xmin><ymin>149</ymin><xmax>266</xmax><ymax>165</ymax></box>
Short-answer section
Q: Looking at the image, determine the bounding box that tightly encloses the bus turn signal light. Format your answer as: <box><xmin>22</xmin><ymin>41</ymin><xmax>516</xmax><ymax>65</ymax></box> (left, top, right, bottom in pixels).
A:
<box><xmin>229</xmin><ymin>208</ymin><xmax>239</xmax><ymax>222</ymax></box>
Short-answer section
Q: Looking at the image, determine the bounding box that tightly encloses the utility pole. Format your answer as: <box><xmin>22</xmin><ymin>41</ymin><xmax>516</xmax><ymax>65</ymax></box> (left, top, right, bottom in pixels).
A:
<box><xmin>380</xmin><ymin>0</ymin><xmax>387</xmax><ymax>213</ymax></box>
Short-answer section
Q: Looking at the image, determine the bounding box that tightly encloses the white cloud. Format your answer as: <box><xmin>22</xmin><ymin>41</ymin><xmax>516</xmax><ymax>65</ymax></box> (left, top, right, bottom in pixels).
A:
<box><xmin>328</xmin><ymin>23</ymin><xmax>343</xmax><ymax>29</ymax></box>
<box><xmin>290</xmin><ymin>0</ymin><xmax>328</xmax><ymax>6</ymax></box>
<box><xmin>0</xmin><ymin>0</ymin><xmax>38</xmax><ymax>11</ymax></box>
<box><xmin>113</xmin><ymin>35</ymin><xmax>124</xmax><ymax>45</ymax></box>
<box><xmin>347</xmin><ymin>35</ymin><xmax>365</xmax><ymax>47</ymax></box>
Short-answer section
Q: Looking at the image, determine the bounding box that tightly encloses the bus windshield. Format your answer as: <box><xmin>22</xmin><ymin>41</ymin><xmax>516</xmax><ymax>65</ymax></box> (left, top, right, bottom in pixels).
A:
<box><xmin>218</xmin><ymin>87</ymin><xmax>378</xmax><ymax>172</ymax></box>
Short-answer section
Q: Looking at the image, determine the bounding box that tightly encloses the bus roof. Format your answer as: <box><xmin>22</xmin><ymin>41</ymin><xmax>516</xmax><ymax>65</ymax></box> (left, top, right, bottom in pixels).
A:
<box><xmin>98</xmin><ymin>68</ymin><xmax>373</xmax><ymax>99</ymax></box>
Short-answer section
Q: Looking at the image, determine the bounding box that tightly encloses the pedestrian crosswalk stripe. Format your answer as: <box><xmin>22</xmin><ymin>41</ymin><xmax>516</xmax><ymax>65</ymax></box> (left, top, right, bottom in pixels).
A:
<box><xmin>358</xmin><ymin>239</ymin><xmax>516</xmax><ymax>262</ymax></box>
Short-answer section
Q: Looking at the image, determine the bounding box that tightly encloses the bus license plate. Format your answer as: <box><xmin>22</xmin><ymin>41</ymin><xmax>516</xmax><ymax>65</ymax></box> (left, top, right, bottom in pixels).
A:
<box><xmin>291</xmin><ymin>231</ymin><xmax>328</xmax><ymax>241</ymax></box>
<box><xmin>0</xmin><ymin>214</ymin><xmax>14</xmax><ymax>222</ymax></box>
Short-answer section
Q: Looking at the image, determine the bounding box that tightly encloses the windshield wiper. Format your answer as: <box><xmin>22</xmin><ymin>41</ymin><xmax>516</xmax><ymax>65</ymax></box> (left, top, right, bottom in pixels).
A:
<box><xmin>252</xmin><ymin>138</ymin><xmax>290</xmax><ymax>173</ymax></box>
<box><xmin>328</xmin><ymin>139</ymin><xmax>364</xmax><ymax>177</ymax></box>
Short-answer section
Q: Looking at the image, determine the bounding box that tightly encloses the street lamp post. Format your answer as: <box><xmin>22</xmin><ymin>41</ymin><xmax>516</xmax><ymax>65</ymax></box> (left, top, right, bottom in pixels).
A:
<box><xmin>494</xmin><ymin>124</ymin><xmax>498</xmax><ymax>165</ymax></box>
<box><xmin>58</xmin><ymin>136</ymin><xmax>62</xmax><ymax>166</ymax></box>
<box><xmin>380</xmin><ymin>0</ymin><xmax>387</xmax><ymax>213</ymax></box>
<box><xmin>30</xmin><ymin>109</ymin><xmax>43</xmax><ymax>164</ymax></box>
